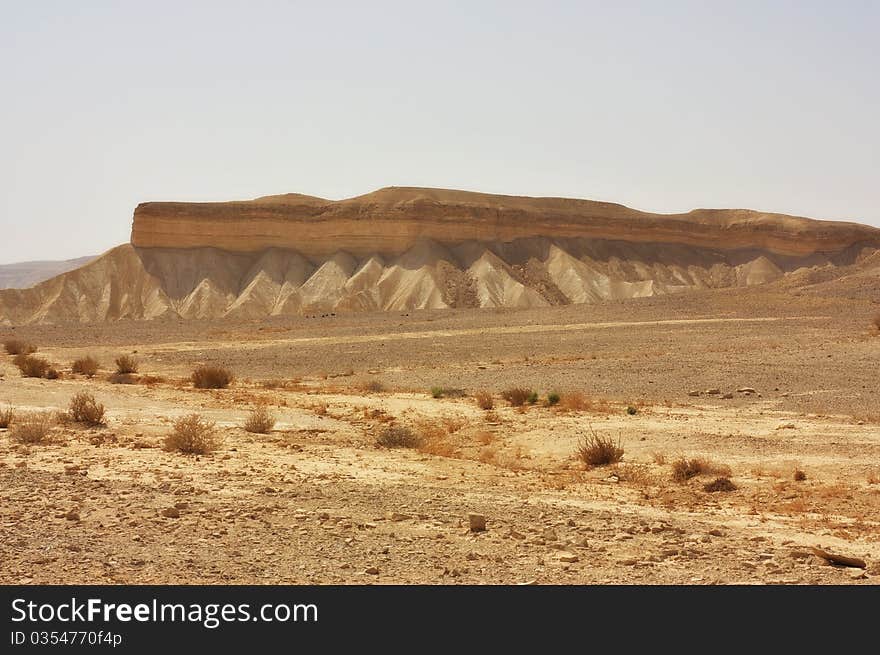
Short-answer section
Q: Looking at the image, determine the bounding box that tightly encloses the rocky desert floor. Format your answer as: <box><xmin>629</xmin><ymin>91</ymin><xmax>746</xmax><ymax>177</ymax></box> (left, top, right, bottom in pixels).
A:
<box><xmin>1</xmin><ymin>287</ymin><xmax>879</xmax><ymax>585</ymax></box>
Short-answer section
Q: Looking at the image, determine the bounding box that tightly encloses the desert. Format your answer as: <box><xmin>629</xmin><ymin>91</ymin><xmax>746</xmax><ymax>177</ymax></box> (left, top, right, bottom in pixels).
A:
<box><xmin>1</xmin><ymin>189</ymin><xmax>878</xmax><ymax>585</ymax></box>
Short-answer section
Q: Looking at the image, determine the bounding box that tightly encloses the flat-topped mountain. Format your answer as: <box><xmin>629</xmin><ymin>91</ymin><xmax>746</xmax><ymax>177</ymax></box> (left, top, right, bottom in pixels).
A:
<box><xmin>1</xmin><ymin>187</ymin><xmax>878</xmax><ymax>324</ymax></box>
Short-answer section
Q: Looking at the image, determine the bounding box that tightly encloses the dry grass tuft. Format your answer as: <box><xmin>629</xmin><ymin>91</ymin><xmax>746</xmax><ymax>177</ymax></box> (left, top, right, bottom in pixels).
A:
<box><xmin>474</xmin><ymin>390</ymin><xmax>494</xmax><ymax>410</ymax></box>
<box><xmin>14</xmin><ymin>354</ymin><xmax>51</xmax><ymax>378</ymax></box>
<box><xmin>11</xmin><ymin>411</ymin><xmax>54</xmax><ymax>444</ymax></box>
<box><xmin>115</xmin><ymin>355</ymin><xmax>139</xmax><ymax>374</ymax></box>
<box><xmin>3</xmin><ymin>339</ymin><xmax>36</xmax><ymax>355</ymax></box>
<box><xmin>502</xmin><ymin>387</ymin><xmax>533</xmax><ymax>407</ymax></box>
<box><xmin>703</xmin><ymin>477</ymin><xmax>737</xmax><ymax>492</ymax></box>
<box><xmin>71</xmin><ymin>356</ymin><xmax>100</xmax><ymax>378</ymax></box>
<box><xmin>556</xmin><ymin>391</ymin><xmax>610</xmax><ymax>413</ymax></box>
<box><xmin>243</xmin><ymin>406</ymin><xmax>275</xmax><ymax>434</ymax></box>
<box><xmin>164</xmin><ymin>414</ymin><xmax>219</xmax><ymax>454</ymax></box>
<box><xmin>576</xmin><ymin>428</ymin><xmax>624</xmax><ymax>467</ymax></box>
<box><xmin>671</xmin><ymin>457</ymin><xmax>731</xmax><ymax>483</ymax></box>
<box><xmin>376</xmin><ymin>425</ymin><xmax>422</xmax><ymax>449</ymax></box>
<box><xmin>431</xmin><ymin>387</ymin><xmax>467</xmax><ymax>399</ymax></box>
<box><xmin>68</xmin><ymin>391</ymin><xmax>106</xmax><ymax>426</ymax></box>
<box><xmin>612</xmin><ymin>463</ymin><xmax>655</xmax><ymax>486</ymax></box>
<box><xmin>0</xmin><ymin>405</ymin><xmax>14</xmax><ymax>428</ymax></box>
<box><xmin>191</xmin><ymin>365</ymin><xmax>234</xmax><ymax>389</ymax></box>
<box><xmin>109</xmin><ymin>372</ymin><xmax>137</xmax><ymax>385</ymax></box>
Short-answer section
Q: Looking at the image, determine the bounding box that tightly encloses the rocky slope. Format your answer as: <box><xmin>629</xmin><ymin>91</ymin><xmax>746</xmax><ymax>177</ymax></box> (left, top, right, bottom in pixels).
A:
<box><xmin>1</xmin><ymin>187</ymin><xmax>878</xmax><ymax>324</ymax></box>
<box><xmin>0</xmin><ymin>256</ymin><xmax>95</xmax><ymax>290</ymax></box>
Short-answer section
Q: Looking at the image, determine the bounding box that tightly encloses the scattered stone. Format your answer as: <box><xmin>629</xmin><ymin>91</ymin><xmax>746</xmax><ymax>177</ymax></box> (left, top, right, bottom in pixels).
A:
<box><xmin>687</xmin><ymin>390</ymin><xmax>701</xmax><ymax>397</ymax></box>
<box><xmin>542</xmin><ymin>527</ymin><xmax>558</xmax><ymax>541</ymax></box>
<box><xmin>708</xmin><ymin>529</ymin><xmax>724</xmax><ymax>537</ymax></box>
<box><xmin>364</xmin><ymin>567</ymin><xmax>379</xmax><ymax>575</ymax></box>
<box><xmin>64</xmin><ymin>510</ymin><xmax>80</xmax><ymax>522</ymax></box>
<box><xmin>737</xmin><ymin>387</ymin><xmax>757</xmax><ymax>394</ymax></box>
<box><xmin>721</xmin><ymin>392</ymin><xmax>734</xmax><ymax>399</ymax></box>
<box><xmin>386</xmin><ymin>511</ymin><xmax>410</xmax><ymax>522</ymax></box>
<box><xmin>174</xmin><ymin>502</ymin><xmax>189</xmax><ymax>510</ymax></box>
<box><xmin>161</xmin><ymin>508</ymin><xmax>180</xmax><ymax>519</ymax></box>
<box><xmin>847</xmin><ymin>568</ymin><xmax>867</xmax><ymax>580</ymax></box>
<box><xmin>558</xmin><ymin>552</ymin><xmax>579</xmax><ymax>563</ymax></box>
<box><xmin>706</xmin><ymin>388</ymin><xmax>721</xmax><ymax>395</ymax></box>
<box><xmin>468</xmin><ymin>513</ymin><xmax>487</xmax><ymax>532</ymax></box>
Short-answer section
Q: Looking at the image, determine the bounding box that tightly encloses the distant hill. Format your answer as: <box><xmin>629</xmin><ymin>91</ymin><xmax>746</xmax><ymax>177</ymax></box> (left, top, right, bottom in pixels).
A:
<box><xmin>0</xmin><ymin>256</ymin><xmax>96</xmax><ymax>290</ymax></box>
<box><xmin>1</xmin><ymin>186</ymin><xmax>879</xmax><ymax>324</ymax></box>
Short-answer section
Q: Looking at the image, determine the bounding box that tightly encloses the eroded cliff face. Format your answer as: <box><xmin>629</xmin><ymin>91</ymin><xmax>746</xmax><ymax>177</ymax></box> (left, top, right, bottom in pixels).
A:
<box><xmin>130</xmin><ymin>187</ymin><xmax>880</xmax><ymax>259</ymax></box>
<box><xmin>1</xmin><ymin>187</ymin><xmax>878</xmax><ymax>324</ymax></box>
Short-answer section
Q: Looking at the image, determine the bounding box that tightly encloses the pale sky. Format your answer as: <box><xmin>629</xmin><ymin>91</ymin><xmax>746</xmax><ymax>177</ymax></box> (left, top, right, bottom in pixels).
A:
<box><xmin>1</xmin><ymin>0</ymin><xmax>878</xmax><ymax>264</ymax></box>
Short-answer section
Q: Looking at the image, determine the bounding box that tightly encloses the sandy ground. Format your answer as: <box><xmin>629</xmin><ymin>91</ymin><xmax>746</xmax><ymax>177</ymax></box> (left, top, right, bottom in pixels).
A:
<box><xmin>1</xmin><ymin>289</ymin><xmax>878</xmax><ymax>584</ymax></box>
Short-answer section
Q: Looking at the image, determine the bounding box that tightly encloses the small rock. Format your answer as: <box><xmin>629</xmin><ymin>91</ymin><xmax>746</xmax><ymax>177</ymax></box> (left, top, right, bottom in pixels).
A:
<box><xmin>558</xmin><ymin>552</ymin><xmax>579</xmax><ymax>563</ymax></box>
<box><xmin>687</xmin><ymin>390</ymin><xmax>701</xmax><ymax>397</ymax></box>
<box><xmin>706</xmin><ymin>388</ymin><xmax>721</xmax><ymax>395</ymax></box>
<box><xmin>542</xmin><ymin>527</ymin><xmax>558</xmax><ymax>541</ymax></box>
<box><xmin>848</xmin><ymin>568</ymin><xmax>867</xmax><ymax>580</ymax></box>
<box><xmin>721</xmin><ymin>392</ymin><xmax>734</xmax><ymax>399</ymax></box>
<box><xmin>174</xmin><ymin>502</ymin><xmax>189</xmax><ymax>510</ymax></box>
<box><xmin>364</xmin><ymin>567</ymin><xmax>379</xmax><ymax>575</ymax></box>
<box><xmin>468</xmin><ymin>513</ymin><xmax>487</xmax><ymax>532</ymax></box>
<box><xmin>737</xmin><ymin>387</ymin><xmax>756</xmax><ymax>394</ymax></box>
<box><xmin>64</xmin><ymin>510</ymin><xmax>80</xmax><ymax>522</ymax></box>
<box><xmin>386</xmin><ymin>511</ymin><xmax>410</xmax><ymax>522</ymax></box>
<box><xmin>708</xmin><ymin>529</ymin><xmax>724</xmax><ymax>537</ymax></box>
<box><xmin>161</xmin><ymin>508</ymin><xmax>180</xmax><ymax>519</ymax></box>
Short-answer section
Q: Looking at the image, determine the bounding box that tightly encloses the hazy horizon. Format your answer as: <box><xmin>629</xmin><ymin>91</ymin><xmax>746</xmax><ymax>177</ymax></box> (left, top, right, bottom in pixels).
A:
<box><xmin>1</xmin><ymin>1</ymin><xmax>878</xmax><ymax>265</ymax></box>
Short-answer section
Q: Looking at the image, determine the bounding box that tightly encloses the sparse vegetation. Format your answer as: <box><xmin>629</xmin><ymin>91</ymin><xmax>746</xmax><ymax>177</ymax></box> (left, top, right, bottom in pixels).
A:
<box><xmin>576</xmin><ymin>428</ymin><xmax>624</xmax><ymax>467</ymax></box>
<box><xmin>11</xmin><ymin>411</ymin><xmax>54</xmax><ymax>444</ymax></box>
<box><xmin>358</xmin><ymin>379</ymin><xmax>385</xmax><ymax>393</ymax></box>
<box><xmin>703</xmin><ymin>477</ymin><xmax>737</xmax><ymax>492</ymax></box>
<box><xmin>527</xmin><ymin>391</ymin><xmax>539</xmax><ymax>405</ymax></box>
<box><xmin>68</xmin><ymin>391</ymin><xmax>106</xmax><ymax>426</ymax></box>
<box><xmin>14</xmin><ymin>354</ymin><xmax>51</xmax><ymax>378</ymax></box>
<box><xmin>502</xmin><ymin>387</ymin><xmax>533</xmax><ymax>407</ymax></box>
<box><xmin>4</xmin><ymin>339</ymin><xmax>36</xmax><ymax>355</ymax></box>
<box><xmin>44</xmin><ymin>367</ymin><xmax>61</xmax><ymax>380</ymax></box>
<box><xmin>115</xmin><ymin>355</ymin><xmax>139</xmax><ymax>374</ymax></box>
<box><xmin>0</xmin><ymin>406</ymin><xmax>14</xmax><ymax>428</ymax></box>
<box><xmin>191</xmin><ymin>365</ymin><xmax>233</xmax><ymax>389</ymax></box>
<box><xmin>431</xmin><ymin>387</ymin><xmax>467</xmax><ymax>399</ymax></box>
<box><xmin>546</xmin><ymin>392</ymin><xmax>560</xmax><ymax>406</ymax></box>
<box><xmin>243</xmin><ymin>406</ymin><xmax>275</xmax><ymax>434</ymax></box>
<box><xmin>474</xmin><ymin>391</ymin><xmax>494</xmax><ymax>410</ymax></box>
<box><xmin>376</xmin><ymin>425</ymin><xmax>422</xmax><ymax>449</ymax></box>
<box><xmin>671</xmin><ymin>457</ymin><xmax>732</xmax><ymax>483</ymax></box>
<box><xmin>71</xmin><ymin>355</ymin><xmax>100</xmax><ymax>378</ymax></box>
<box><xmin>164</xmin><ymin>414</ymin><xmax>219</xmax><ymax>454</ymax></box>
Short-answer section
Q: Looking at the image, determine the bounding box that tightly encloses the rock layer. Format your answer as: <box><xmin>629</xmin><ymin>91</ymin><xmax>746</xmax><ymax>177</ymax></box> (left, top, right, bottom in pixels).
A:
<box><xmin>131</xmin><ymin>187</ymin><xmax>880</xmax><ymax>259</ymax></box>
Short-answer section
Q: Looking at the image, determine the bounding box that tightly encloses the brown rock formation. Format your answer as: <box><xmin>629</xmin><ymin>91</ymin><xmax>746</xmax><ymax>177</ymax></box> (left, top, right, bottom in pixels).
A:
<box><xmin>131</xmin><ymin>187</ymin><xmax>879</xmax><ymax>258</ymax></box>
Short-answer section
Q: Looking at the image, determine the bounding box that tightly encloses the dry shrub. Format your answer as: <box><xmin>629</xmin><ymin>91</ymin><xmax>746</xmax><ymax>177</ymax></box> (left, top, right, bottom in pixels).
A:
<box><xmin>358</xmin><ymin>379</ymin><xmax>385</xmax><ymax>393</ymax></box>
<box><xmin>164</xmin><ymin>414</ymin><xmax>219</xmax><ymax>454</ymax></box>
<box><xmin>474</xmin><ymin>391</ymin><xmax>494</xmax><ymax>410</ymax></box>
<box><xmin>68</xmin><ymin>391</ymin><xmax>106</xmax><ymax>426</ymax></box>
<box><xmin>109</xmin><ymin>372</ymin><xmax>137</xmax><ymax>385</ymax></box>
<box><xmin>71</xmin><ymin>356</ymin><xmax>100</xmax><ymax>378</ymax></box>
<box><xmin>14</xmin><ymin>354</ymin><xmax>51</xmax><ymax>378</ymax></box>
<box><xmin>44</xmin><ymin>367</ymin><xmax>61</xmax><ymax>380</ymax></box>
<box><xmin>192</xmin><ymin>365</ymin><xmax>234</xmax><ymax>389</ymax></box>
<box><xmin>4</xmin><ymin>339</ymin><xmax>36</xmax><ymax>355</ymax></box>
<box><xmin>703</xmin><ymin>477</ymin><xmax>737</xmax><ymax>493</ymax></box>
<box><xmin>794</xmin><ymin>469</ymin><xmax>807</xmax><ymax>482</ymax></box>
<box><xmin>11</xmin><ymin>411</ymin><xmax>54</xmax><ymax>444</ymax></box>
<box><xmin>651</xmin><ymin>451</ymin><xmax>667</xmax><ymax>466</ymax></box>
<box><xmin>115</xmin><ymin>355</ymin><xmax>139</xmax><ymax>374</ymax></box>
<box><xmin>671</xmin><ymin>457</ymin><xmax>731</xmax><ymax>483</ymax></box>
<box><xmin>475</xmin><ymin>430</ymin><xmax>495</xmax><ymax>445</ymax></box>
<box><xmin>502</xmin><ymin>387</ymin><xmax>532</xmax><ymax>407</ymax></box>
<box><xmin>613</xmin><ymin>463</ymin><xmax>655</xmax><ymax>486</ymax></box>
<box><xmin>576</xmin><ymin>428</ymin><xmax>624</xmax><ymax>467</ymax></box>
<box><xmin>431</xmin><ymin>387</ymin><xmax>467</xmax><ymax>399</ymax></box>
<box><xmin>0</xmin><ymin>406</ymin><xmax>14</xmax><ymax>428</ymax></box>
<box><xmin>416</xmin><ymin>424</ymin><xmax>457</xmax><ymax>457</ymax></box>
<box><xmin>244</xmin><ymin>406</ymin><xmax>275</xmax><ymax>434</ymax></box>
<box><xmin>443</xmin><ymin>416</ymin><xmax>466</xmax><ymax>433</ymax></box>
<box><xmin>376</xmin><ymin>425</ymin><xmax>421</xmax><ymax>449</ymax></box>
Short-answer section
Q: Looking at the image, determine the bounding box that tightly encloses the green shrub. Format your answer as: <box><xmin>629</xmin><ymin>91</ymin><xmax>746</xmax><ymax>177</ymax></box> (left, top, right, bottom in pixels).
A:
<box><xmin>547</xmin><ymin>392</ymin><xmax>561</xmax><ymax>406</ymax></box>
